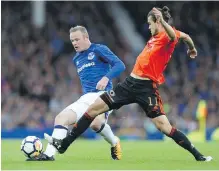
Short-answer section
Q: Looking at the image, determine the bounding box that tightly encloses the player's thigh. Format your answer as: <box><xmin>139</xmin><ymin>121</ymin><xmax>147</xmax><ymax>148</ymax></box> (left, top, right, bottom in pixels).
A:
<box><xmin>151</xmin><ymin>115</ymin><xmax>172</xmax><ymax>134</ymax></box>
<box><xmin>66</xmin><ymin>92</ymin><xmax>105</xmax><ymax>121</ymax></box>
<box><xmin>100</xmin><ymin>81</ymin><xmax>135</xmax><ymax>110</ymax></box>
<box><xmin>86</xmin><ymin>97</ymin><xmax>110</xmax><ymax>117</ymax></box>
<box><xmin>137</xmin><ymin>86</ymin><xmax>165</xmax><ymax>119</ymax></box>
<box><xmin>79</xmin><ymin>92</ymin><xmax>103</xmax><ymax>105</ymax></box>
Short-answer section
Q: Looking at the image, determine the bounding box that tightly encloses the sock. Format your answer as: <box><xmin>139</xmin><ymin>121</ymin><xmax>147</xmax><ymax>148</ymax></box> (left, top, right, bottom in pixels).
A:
<box><xmin>166</xmin><ymin>127</ymin><xmax>203</xmax><ymax>159</ymax></box>
<box><xmin>97</xmin><ymin>124</ymin><xmax>118</xmax><ymax>147</ymax></box>
<box><xmin>44</xmin><ymin>125</ymin><xmax>68</xmax><ymax>157</ymax></box>
<box><xmin>62</xmin><ymin>113</ymin><xmax>94</xmax><ymax>147</ymax></box>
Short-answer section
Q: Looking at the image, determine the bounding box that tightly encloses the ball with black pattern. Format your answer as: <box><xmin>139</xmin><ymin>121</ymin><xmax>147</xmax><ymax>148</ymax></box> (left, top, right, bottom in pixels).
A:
<box><xmin>20</xmin><ymin>136</ymin><xmax>43</xmax><ymax>159</ymax></box>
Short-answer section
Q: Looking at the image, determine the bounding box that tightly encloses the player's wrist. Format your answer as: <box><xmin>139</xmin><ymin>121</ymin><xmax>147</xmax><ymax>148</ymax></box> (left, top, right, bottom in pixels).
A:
<box><xmin>189</xmin><ymin>46</ymin><xmax>195</xmax><ymax>51</ymax></box>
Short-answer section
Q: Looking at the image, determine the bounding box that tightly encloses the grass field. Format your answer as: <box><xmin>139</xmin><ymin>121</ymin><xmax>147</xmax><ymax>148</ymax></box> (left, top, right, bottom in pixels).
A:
<box><xmin>1</xmin><ymin>139</ymin><xmax>219</xmax><ymax>170</ymax></box>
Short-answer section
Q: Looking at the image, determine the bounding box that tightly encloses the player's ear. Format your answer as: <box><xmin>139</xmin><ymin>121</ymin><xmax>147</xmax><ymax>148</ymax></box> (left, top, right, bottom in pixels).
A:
<box><xmin>84</xmin><ymin>32</ymin><xmax>89</xmax><ymax>39</ymax></box>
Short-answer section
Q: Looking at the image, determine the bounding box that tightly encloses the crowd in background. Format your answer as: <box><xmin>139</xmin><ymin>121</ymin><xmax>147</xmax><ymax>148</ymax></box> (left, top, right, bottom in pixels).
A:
<box><xmin>2</xmin><ymin>2</ymin><xmax>219</xmax><ymax>139</ymax></box>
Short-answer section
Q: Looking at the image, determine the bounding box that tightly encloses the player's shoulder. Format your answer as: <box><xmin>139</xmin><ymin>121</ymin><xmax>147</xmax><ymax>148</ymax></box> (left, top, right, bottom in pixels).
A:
<box><xmin>160</xmin><ymin>27</ymin><xmax>180</xmax><ymax>36</ymax></box>
<box><xmin>160</xmin><ymin>27</ymin><xmax>181</xmax><ymax>41</ymax></box>
<box><xmin>92</xmin><ymin>43</ymin><xmax>110</xmax><ymax>51</ymax></box>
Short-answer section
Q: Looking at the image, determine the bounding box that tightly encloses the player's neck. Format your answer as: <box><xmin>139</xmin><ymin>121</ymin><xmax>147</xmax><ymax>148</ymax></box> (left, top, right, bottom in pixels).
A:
<box><xmin>84</xmin><ymin>42</ymin><xmax>92</xmax><ymax>51</ymax></box>
<box><xmin>157</xmin><ymin>26</ymin><xmax>165</xmax><ymax>33</ymax></box>
<box><xmin>79</xmin><ymin>41</ymin><xmax>92</xmax><ymax>52</ymax></box>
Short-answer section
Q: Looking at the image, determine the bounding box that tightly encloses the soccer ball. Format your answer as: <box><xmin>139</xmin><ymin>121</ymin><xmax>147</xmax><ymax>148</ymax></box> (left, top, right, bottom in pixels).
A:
<box><xmin>21</xmin><ymin>136</ymin><xmax>43</xmax><ymax>158</ymax></box>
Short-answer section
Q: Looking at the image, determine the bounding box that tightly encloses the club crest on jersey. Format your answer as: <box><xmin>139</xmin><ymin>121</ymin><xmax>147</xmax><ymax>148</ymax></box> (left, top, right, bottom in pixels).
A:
<box><xmin>88</xmin><ymin>52</ymin><xmax>95</xmax><ymax>60</ymax></box>
<box><xmin>76</xmin><ymin>61</ymin><xmax>79</xmax><ymax>65</ymax></box>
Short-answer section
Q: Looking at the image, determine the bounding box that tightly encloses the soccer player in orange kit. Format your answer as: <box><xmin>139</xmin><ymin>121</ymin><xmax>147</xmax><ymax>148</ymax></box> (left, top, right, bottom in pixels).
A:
<box><xmin>46</xmin><ymin>6</ymin><xmax>213</xmax><ymax>162</ymax></box>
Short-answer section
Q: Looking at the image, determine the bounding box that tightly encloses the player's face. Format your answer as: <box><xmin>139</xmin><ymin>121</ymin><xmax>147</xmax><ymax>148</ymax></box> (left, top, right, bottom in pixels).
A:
<box><xmin>70</xmin><ymin>31</ymin><xmax>88</xmax><ymax>52</ymax></box>
<box><xmin>148</xmin><ymin>16</ymin><xmax>159</xmax><ymax>36</ymax></box>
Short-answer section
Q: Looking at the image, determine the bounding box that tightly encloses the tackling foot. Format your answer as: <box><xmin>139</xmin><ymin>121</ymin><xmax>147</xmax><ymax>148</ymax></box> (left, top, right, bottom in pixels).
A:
<box><xmin>44</xmin><ymin>133</ymin><xmax>67</xmax><ymax>154</ymax></box>
<box><xmin>196</xmin><ymin>155</ymin><xmax>213</xmax><ymax>162</ymax></box>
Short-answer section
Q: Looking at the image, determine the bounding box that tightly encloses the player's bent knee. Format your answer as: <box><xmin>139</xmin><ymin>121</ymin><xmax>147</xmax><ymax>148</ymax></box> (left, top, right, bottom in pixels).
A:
<box><xmin>54</xmin><ymin>110</ymin><xmax>77</xmax><ymax>126</ymax></box>
<box><xmin>54</xmin><ymin>114</ymin><xmax>64</xmax><ymax>125</ymax></box>
<box><xmin>90</xmin><ymin>115</ymin><xmax>105</xmax><ymax>131</ymax></box>
<box><xmin>90</xmin><ymin>121</ymin><xmax>102</xmax><ymax>132</ymax></box>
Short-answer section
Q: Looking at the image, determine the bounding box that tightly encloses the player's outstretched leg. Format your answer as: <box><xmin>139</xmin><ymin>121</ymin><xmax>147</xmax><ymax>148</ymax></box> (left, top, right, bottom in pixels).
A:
<box><xmin>28</xmin><ymin>109</ymin><xmax>76</xmax><ymax>161</ymax></box>
<box><xmin>151</xmin><ymin>115</ymin><xmax>213</xmax><ymax>162</ymax></box>
<box><xmin>44</xmin><ymin>112</ymin><xmax>96</xmax><ymax>154</ymax></box>
<box><xmin>91</xmin><ymin>114</ymin><xmax>122</xmax><ymax>160</ymax></box>
<box><xmin>45</xmin><ymin>97</ymin><xmax>110</xmax><ymax>154</ymax></box>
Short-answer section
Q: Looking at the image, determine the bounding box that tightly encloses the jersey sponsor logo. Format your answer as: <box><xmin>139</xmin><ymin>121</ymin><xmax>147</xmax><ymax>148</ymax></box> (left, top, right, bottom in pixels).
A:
<box><xmin>77</xmin><ymin>62</ymin><xmax>95</xmax><ymax>73</ymax></box>
<box><xmin>88</xmin><ymin>52</ymin><xmax>95</xmax><ymax>60</ymax></box>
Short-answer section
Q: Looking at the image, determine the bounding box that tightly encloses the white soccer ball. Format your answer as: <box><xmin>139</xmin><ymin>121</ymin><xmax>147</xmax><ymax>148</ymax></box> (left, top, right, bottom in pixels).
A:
<box><xmin>21</xmin><ymin>136</ymin><xmax>43</xmax><ymax>158</ymax></box>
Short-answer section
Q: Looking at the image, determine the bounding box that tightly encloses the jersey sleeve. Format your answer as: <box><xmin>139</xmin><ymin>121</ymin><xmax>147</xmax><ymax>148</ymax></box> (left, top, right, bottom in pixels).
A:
<box><xmin>174</xmin><ymin>28</ymin><xmax>181</xmax><ymax>41</ymax></box>
<box><xmin>161</xmin><ymin>28</ymin><xmax>181</xmax><ymax>45</ymax></box>
<box><xmin>95</xmin><ymin>45</ymin><xmax>120</xmax><ymax>65</ymax></box>
<box><xmin>95</xmin><ymin>44</ymin><xmax>125</xmax><ymax>79</ymax></box>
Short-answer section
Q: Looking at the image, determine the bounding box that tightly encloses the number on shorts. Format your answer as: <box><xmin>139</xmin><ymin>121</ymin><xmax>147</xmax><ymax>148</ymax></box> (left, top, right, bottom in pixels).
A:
<box><xmin>148</xmin><ymin>97</ymin><xmax>158</xmax><ymax>106</ymax></box>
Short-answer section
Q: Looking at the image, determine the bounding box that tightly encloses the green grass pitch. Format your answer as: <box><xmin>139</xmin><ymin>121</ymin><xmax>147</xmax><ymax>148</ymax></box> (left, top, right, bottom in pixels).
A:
<box><xmin>1</xmin><ymin>139</ymin><xmax>219</xmax><ymax>170</ymax></box>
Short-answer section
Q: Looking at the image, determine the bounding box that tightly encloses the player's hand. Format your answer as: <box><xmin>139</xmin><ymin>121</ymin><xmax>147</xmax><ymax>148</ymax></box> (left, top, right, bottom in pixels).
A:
<box><xmin>96</xmin><ymin>76</ymin><xmax>109</xmax><ymax>91</ymax></box>
<box><xmin>187</xmin><ymin>48</ymin><xmax>197</xmax><ymax>58</ymax></box>
<box><xmin>152</xmin><ymin>7</ymin><xmax>163</xmax><ymax>22</ymax></box>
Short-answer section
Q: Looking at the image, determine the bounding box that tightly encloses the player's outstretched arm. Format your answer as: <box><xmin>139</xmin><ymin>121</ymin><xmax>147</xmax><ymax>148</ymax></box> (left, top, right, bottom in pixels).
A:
<box><xmin>152</xmin><ymin>8</ymin><xmax>176</xmax><ymax>41</ymax></box>
<box><xmin>180</xmin><ymin>31</ymin><xmax>197</xmax><ymax>58</ymax></box>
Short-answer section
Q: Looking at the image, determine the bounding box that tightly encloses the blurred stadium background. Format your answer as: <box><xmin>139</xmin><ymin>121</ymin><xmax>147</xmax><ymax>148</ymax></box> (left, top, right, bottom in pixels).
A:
<box><xmin>1</xmin><ymin>1</ymin><xmax>219</xmax><ymax>142</ymax></box>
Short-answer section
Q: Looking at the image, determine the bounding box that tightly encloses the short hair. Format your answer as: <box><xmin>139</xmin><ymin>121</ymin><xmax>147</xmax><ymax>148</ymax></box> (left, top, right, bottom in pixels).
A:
<box><xmin>69</xmin><ymin>25</ymin><xmax>89</xmax><ymax>37</ymax></box>
<box><xmin>147</xmin><ymin>6</ymin><xmax>171</xmax><ymax>23</ymax></box>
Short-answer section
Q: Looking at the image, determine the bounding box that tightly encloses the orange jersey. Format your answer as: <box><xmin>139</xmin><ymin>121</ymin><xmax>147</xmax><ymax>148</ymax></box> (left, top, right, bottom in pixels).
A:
<box><xmin>132</xmin><ymin>28</ymin><xmax>181</xmax><ymax>84</ymax></box>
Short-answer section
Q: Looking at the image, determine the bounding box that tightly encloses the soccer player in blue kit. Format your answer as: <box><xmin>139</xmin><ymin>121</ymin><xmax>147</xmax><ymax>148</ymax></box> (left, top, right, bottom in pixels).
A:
<box><xmin>28</xmin><ymin>26</ymin><xmax>125</xmax><ymax>161</ymax></box>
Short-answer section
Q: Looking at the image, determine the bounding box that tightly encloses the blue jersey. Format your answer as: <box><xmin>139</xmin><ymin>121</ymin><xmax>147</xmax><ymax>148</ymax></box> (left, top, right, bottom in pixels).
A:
<box><xmin>72</xmin><ymin>43</ymin><xmax>125</xmax><ymax>94</ymax></box>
